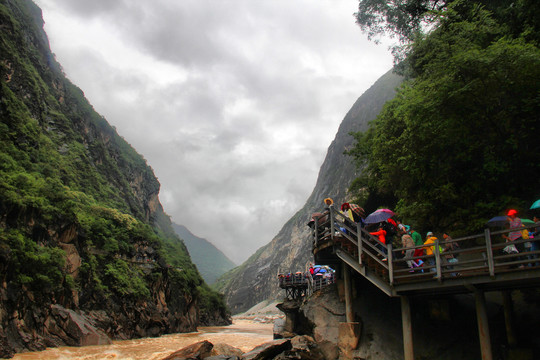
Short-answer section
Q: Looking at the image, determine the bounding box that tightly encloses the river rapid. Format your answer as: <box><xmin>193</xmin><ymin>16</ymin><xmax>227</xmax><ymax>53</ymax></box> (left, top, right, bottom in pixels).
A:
<box><xmin>10</xmin><ymin>320</ymin><xmax>274</xmax><ymax>360</ymax></box>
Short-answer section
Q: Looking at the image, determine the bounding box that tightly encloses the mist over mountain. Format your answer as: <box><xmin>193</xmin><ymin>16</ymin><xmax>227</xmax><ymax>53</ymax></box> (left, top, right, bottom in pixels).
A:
<box><xmin>215</xmin><ymin>70</ymin><xmax>403</xmax><ymax>313</ymax></box>
<box><xmin>172</xmin><ymin>223</ymin><xmax>236</xmax><ymax>285</ymax></box>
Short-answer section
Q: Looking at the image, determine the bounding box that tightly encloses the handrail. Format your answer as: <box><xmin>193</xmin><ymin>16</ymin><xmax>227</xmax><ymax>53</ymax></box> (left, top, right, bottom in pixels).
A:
<box><xmin>311</xmin><ymin>208</ymin><xmax>540</xmax><ymax>294</ymax></box>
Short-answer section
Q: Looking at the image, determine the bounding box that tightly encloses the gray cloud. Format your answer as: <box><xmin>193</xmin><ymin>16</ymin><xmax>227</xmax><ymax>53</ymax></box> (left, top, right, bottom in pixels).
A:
<box><xmin>34</xmin><ymin>0</ymin><xmax>393</xmax><ymax>263</ymax></box>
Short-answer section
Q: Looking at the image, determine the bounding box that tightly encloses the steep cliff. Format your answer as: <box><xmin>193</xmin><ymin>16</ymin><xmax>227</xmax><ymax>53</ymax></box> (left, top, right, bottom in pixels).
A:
<box><xmin>215</xmin><ymin>70</ymin><xmax>403</xmax><ymax>313</ymax></box>
<box><xmin>0</xmin><ymin>0</ymin><xmax>228</xmax><ymax>357</ymax></box>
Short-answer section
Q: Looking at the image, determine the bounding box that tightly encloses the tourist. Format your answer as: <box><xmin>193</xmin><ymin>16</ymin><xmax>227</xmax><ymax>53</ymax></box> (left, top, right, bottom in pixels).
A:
<box><xmin>396</xmin><ymin>219</ymin><xmax>408</xmax><ymax>235</ymax></box>
<box><xmin>401</xmin><ymin>233</ymin><xmax>416</xmax><ymax>271</ymax></box>
<box><xmin>442</xmin><ymin>233</ymin><xmax>459</xmax><ymax>276</ymax></box>
<box><xmin>340</xmin><ymin>202</ymin><xmax>366</xmax><ymax>223</ymax></box>
<box><xmin>423</xmin><ymin>232</ymin><xmax>439</xmax><ymax>272</ymax></box>
<box><xmin>503</xmin><ymin>209</ymin><xmax>523</xmax><ymax>246</ymax></box>
<box><xmin>370</xmin><ymin>225</ymin><xmax>387</xmax><ymax>260</ymax></box>
<box><xmin>503</xmin><ymin>209</ymin><xmax>525</xmax><ymax>267</ymax></box>
<box><xmin>409</xmin><ymin>227</ymin><xmax>424</xmax><ymax>261</ymax></box>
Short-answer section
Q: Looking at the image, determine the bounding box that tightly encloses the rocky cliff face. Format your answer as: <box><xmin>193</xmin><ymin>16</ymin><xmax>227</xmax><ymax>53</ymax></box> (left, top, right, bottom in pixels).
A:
<box><xmin>217</xmin><ymin>70</ymin><xmax>403</xmax><ymax>313</ymax></box>
<box><xmin>0</xmin><ymin>0</ymin><xmax>229</xmax><ymax>357</ymax></box>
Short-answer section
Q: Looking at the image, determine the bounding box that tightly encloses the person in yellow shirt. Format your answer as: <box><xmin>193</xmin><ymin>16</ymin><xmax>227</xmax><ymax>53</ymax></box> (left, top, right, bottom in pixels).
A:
<box><xmin>423</xmin><ymin>231</ymin><xmax>438</xmax><ymax>272</ymax></box>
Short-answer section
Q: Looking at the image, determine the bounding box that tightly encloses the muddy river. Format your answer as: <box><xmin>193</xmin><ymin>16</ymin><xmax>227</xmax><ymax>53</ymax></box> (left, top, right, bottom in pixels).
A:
<box><xmin>10</xmin><ymin>319</ymin><xmax>274</xmax><ymax>360</ymax></box>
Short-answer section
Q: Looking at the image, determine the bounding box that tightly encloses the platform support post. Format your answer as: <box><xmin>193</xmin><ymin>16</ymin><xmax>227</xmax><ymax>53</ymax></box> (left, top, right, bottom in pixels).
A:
<box><xmin>475</xmin><ymin>290</ymin><xmax>493</xmax><ymax>360</ymax></box>
<box><xmin>343</xmin><ymin>263</ymin><xmax>354</xmax><ymax>323</ymax></box>
<box><xmin>502</xmin><ymin>290</ymin><xmax>517</xmax><ymax>346</ymax></box>
<box><xmin>401</xmin><ymin>296</ymin><xmax>414</xmax><ymax>360</ymax></box>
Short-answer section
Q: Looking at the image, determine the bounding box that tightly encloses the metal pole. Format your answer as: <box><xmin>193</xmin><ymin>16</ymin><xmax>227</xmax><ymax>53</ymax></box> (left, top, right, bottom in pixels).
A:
<box><xmin>475</xmin><ymin>290</ymin><xmax>493</xmax><ymax>360</ymax></box>
<box><xmin>343</xmin><ymin>263</ymin><xmax>354</xmax><ymax>323</ymax></box>
<box><xmin>401</xmin><ymin>296</ymin><xmax>414</xmax><ymax>360</ymax></box>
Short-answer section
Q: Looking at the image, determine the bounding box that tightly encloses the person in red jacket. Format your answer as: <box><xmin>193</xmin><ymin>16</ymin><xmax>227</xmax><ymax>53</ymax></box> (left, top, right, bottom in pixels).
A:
<box><xmin>370</xmin><ymin>225</ymin><xmax>387</xmax><ymax>260</ymax></box>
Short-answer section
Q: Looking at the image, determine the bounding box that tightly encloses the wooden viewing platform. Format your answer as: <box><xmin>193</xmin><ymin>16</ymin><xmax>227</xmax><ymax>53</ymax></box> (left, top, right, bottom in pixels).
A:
<box><xmin>310</xmin><ymin>206</ymin><xmax>540</xmax><ymax>360</ymax></box>
<box><xmin>278</xmin><ymin>271</ymin><xmax>336</xmax><ymax>300</ymax></box>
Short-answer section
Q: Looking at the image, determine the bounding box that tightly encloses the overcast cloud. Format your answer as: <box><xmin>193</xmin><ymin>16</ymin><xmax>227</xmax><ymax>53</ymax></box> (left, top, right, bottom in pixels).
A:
<box><xmin>34</xmin><ymin>0</ymin><xmax>393</xmax><ymax>264</ymax></box>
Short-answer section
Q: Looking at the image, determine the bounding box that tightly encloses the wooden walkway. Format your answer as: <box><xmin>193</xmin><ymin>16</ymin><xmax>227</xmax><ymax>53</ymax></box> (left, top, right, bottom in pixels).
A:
<box><xmin>310</xmin><ymin>206</ymin><xmax>540</xmax><ymax>360</ymax></box>
<box><xmin>311</xmin><ymin>206</ymin><xmax>540</xmax><ymax>297</ymax></box>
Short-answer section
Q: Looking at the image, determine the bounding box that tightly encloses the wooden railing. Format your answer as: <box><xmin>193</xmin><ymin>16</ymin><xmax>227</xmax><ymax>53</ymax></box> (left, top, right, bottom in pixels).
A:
<box><xmin>278</xmin><ymin>271</ymin><xmax>336</xmax><ymax>299</ymax></box>
<box><xmin>311</xmin><ymin>206</ymin><xmax>540</xmax><ymax>296</ymax></box>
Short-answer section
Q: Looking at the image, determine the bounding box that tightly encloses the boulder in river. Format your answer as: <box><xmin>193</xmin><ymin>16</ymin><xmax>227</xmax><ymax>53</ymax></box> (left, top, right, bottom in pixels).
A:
<box><xmin>161</xmin><ymin>340</ymin><xmax>214</xmax><ymax>360</ymax></box>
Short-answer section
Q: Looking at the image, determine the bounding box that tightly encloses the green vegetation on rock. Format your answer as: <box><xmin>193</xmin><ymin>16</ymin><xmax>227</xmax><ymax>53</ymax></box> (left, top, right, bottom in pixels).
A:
<box><xmin>0</xmin><ymin>0</ymin><xmax>229</xmax><ymax>343</ymax></box>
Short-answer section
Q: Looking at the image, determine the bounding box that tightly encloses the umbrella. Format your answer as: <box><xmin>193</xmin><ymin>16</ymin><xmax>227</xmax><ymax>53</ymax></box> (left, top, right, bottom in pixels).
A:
<box><xmin>487</xmin><ymin>216</ymin><xmax>535</xmax><ymax>228</ymax></box>
<box><xmin>486</xmin><ymin>216</ymin><xmax>508</xmax><ymax>227</ymax></box>
<box><xmin>364</xmin><ymin>209</ymin><xmax>395</xmax><ymax>224</ymax></box>
<box><xmin>313</xmin><ymin>265</ymin><xmax>334</xmax><ymax>272</ymax></box>
<box><xmin>373</xmin><ymin>208</ymin><xmax>395</xmax><ymax>215</ymax></box>
<box><xmin>530</xmin><ymin>199</ymin><xmax>540</xmax><ymax>210</ymax></box>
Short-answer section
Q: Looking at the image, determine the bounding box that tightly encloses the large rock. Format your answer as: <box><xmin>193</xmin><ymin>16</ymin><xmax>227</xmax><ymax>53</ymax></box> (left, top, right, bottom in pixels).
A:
<box><xmin>211</xmin><ymin>343</ymin><xmax>243</xmax><ymax>358</ymax></box>
<box><xmin>274</xmin><ymin>335</ymin><xmax>325</xmax><ymax>360</ymax></box>
<box><xmin>299</xmin><ymin>284</ymin><xmax>345</xmax><ymax>359</ymax></box>
<box><xmin>161</xmin><ymin>340</ymin><xmax>214</xmax><ymax>360</ymax></box>
<box><xmin>47</xmin><ymin>305</ymin><xmax>111</xmax><ymax>346</ymax></box>
<box><xmin>242</xmin><ymin>339</ymin><xmax>292</xmax><ymax>360</ymax></box>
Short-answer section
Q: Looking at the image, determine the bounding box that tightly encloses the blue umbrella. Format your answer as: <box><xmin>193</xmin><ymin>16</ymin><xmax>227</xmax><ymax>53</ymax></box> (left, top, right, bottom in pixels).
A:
<box><xmin>364</xmin><ymin>209</ymin><xmax>394</xmax><ymax>224</ymax></box>
<box><xmin>486</xmin><ymin>216</ymin><xmax>508</xmax><ymax>227</ymax></box>
<box><xmin>530</xmin><ymin>199</ymin><xmax>540</xmax><ymax>210</ymax></box>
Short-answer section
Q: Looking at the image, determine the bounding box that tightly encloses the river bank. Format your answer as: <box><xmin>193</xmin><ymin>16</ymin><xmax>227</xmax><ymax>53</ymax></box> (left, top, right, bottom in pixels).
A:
<box><xmin>7</xmin><ymin>319</ymin><xmax>274</xmax><ymax>360</ymax></box>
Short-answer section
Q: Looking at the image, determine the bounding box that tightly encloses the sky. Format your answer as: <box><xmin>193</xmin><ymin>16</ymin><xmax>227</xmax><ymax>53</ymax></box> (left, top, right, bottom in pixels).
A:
<box><xmin>34</xmin><ymin>0</ymin><xmax>393</xmax><ymax>264</ymax></box>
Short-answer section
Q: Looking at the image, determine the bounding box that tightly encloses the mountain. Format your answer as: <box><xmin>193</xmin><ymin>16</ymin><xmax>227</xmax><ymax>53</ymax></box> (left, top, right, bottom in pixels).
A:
<box><xmin>0</xmin><ymin>0</ymin><xmax>228</xmax><ymax>357</ymax></box>
<box><xmin>215</xmin><ymin>69</ymin><xmax>403</xmax><ymax>313</ymax></box>
<box><xmin>172</xmin><ymin>223</ymin><xmax>236</xmax><ymax>285</ymax></box>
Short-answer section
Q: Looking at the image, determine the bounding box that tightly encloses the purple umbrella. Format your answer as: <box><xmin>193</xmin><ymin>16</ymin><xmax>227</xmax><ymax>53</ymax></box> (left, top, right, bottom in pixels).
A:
<box><xmin>364</xmin><ymin>209</ymin><xmax>395</xmax><ymax>224</ymax></box>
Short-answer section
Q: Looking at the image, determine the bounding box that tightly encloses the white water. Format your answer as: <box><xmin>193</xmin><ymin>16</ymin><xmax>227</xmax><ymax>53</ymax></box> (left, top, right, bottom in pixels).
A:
<box><xmin>10</xmin><ymin>320</ymin><xmax>274</xmax><ymax>360</ymax></box>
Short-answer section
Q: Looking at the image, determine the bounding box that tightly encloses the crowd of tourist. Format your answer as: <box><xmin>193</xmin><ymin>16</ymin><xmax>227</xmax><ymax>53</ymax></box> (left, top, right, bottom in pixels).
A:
<box><xmin>310</xmin><ymin>197</ymin><xmax>540</xmax><ymax>273</ymax></box>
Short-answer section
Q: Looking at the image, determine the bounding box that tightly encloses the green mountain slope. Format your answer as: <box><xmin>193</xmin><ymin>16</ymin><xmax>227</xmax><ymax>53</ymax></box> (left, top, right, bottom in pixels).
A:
<box><xmin>172</xmin><ymin>224</ymin><xmax>236</xmax><ymax>285</ymax></box>
<box><xmin>0</xmin><ymin>0</ymin><xmax>228</xmax><ymax>356</ymax></box>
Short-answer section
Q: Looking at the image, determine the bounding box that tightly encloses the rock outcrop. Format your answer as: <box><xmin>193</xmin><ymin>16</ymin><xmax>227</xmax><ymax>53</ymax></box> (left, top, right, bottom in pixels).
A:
<box><xmin>273</xmin><ymin>273</ymin><xmax>540</xmax><ymax>359</ymax></box>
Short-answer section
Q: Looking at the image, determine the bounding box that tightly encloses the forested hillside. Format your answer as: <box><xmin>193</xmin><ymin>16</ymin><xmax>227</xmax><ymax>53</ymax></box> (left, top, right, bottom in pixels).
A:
<box><xmin>172</xmin><ymin>224</ymin><xmax>236</xmax><ymax>285</ymax></box>
<box><xmin>349</xmin><ymin>0</ymin><xmax>540</xmax><ymax>235</ymax></box>
<box><xmin>0</xmin><ymin>0</ymin><xmax>228</xmax><ymax>357</ymax></box>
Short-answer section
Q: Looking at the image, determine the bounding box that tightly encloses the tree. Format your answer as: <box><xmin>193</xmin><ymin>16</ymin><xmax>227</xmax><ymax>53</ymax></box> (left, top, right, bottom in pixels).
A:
<box><xmin>349</xmin><ymin>2</ymin><xmax>540</xmax><ymax>234</ymax></box>
<box><xmin>354</xmin><ymin>0</ymin><xmax>448</xmax><ymax>43</ymax></box>
<box><xmin>354</xmin><ymin>0</ymin><xmax>540</xmax><ymax>65</ymax></box>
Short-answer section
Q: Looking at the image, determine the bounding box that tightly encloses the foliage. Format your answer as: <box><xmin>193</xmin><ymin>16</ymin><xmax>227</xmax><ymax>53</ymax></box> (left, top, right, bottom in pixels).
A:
<box><xmin>197</xmin><ymin>283</ymin><xmax>230</xmax><ymax>320</ymax></box>
<box><xmin>104</xmin><ymin>259</ymin><xmax>150</xmax><ymax>299</ymax></box>
<box><xmin>355</xmin><ymin>0</ymin><xmax>540</xmax><ymax>66</ymax></box>
<box><xmin>0</xmin><ymin>229</ymin><xmax>66</xmax><ymax>293</ymax></box>
<box><xmin>0</xmin><ymin>0</ymin><xmax>228</xmax><ymax>318</ymax></box>
<box><xmin>348</xmin><ymin>1</ymin><xmax>540</xmax><ymax>236</ymax></box>
<box><xmin>355</xmin><ymin>0</ymin><xmax>449</xmax><ymax>43</ymax></box>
